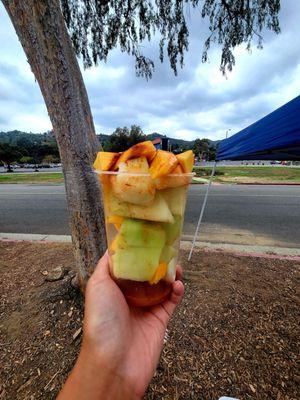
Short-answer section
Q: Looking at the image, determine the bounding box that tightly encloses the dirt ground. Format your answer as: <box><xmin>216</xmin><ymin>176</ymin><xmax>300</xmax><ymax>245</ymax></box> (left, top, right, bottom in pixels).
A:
<box><xmin>0</xmin><ymin>241</ymin><xmax>299</xmax><ymax>400</ymax></box>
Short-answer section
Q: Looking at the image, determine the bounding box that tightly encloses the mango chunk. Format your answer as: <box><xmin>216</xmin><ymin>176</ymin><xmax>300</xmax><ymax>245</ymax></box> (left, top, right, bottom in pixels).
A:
<box><xmin>107</xmin><ymin>215</ymin><xmax>124</xmax><ymax>230</ymax></box>
<box><xmin>94</xmin><ymin>151</ymin><xmax>120</xmax><ymax>171</ymax></box>
<box><xmin>149</xmin><ymin>150</ymin><xmax>178</xmax><ymax>179</ymax></box>
<box><xmin>154</xmin><ymin>164</ymin><xmax>189</xmax><ymax>189</ymax></box>
<box><xmin>176</xmin><ymin>150</ymin><xmax>194</xmax><ymax>173</ymax></box>
<box><xmin>114</xmin><ymin>141</ymin><xmax>156</xmax><ymax>170</ymax></box>
<box><xmin>109</xmin><ymin>236</ymin><xmax>120</xmax><ymax>252</ymax></box>
<box><xmin>149</xmin><ymin>262</ymin><xmax>168</xmax><ymax>285</ymax></box>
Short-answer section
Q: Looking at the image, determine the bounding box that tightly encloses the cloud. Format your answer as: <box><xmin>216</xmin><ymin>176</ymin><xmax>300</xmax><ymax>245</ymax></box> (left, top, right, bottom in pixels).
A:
<box><xmin>0</xmin><ymin>0</ymin><xmax>299</xmax><ymax>140</ymax></box>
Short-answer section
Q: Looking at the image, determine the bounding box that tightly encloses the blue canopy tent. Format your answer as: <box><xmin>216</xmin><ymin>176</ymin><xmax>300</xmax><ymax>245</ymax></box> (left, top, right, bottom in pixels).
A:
<box><xmin>189</xmin><ymin>96</ymin><xmax>300</xmax><ymax>259</ymax></box>
<box><xmin>216</xmin><ymin>95</ymin><xmax>300</xmax><ymax>161</ymax></box>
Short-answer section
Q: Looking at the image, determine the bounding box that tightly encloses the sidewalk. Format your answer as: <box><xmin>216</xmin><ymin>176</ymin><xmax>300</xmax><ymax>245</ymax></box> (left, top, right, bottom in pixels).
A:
<box><xmin>1</xmin><ymin>232</ymin><xmax>300</xmax><ymax>260</ymax></box>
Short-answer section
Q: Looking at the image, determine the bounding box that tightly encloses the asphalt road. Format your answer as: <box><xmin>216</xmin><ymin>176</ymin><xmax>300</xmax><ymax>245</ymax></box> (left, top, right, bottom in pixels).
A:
<box><xmin>0</xmin><ymin>184</ymin><xmax>299</xmax><ymax>247</ymax></box>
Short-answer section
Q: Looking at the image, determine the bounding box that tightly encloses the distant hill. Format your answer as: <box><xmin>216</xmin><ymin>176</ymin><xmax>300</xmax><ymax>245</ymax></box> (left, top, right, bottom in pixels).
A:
<box><xmin>0</xmin><ymin>130</ymin><xmax>49</xmax><ymax>145</ymax></box>
<box><xmin>0</xmin><ymin>130</ymin><xmax>196</xmax><ymax>148</ymax></box>
<box><xmin>0</xmin><ymin>130</ymin><xmax>218</xmax><ymax>150</ymax></box>
<box><xmin>146</xmin><ymin>132</ymin><xmax>195</xmax><ymax>149</ymax></box>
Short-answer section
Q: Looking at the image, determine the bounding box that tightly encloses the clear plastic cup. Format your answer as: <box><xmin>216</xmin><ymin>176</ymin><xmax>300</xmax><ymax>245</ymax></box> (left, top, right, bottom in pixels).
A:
<box><xmin>96</xmin><ymin>170</ymin><xmax>194</xmax><ymax>307</ymax></box>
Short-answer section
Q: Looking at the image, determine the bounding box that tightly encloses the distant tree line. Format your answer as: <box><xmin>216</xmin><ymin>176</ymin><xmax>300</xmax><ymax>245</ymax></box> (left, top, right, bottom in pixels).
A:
<box><xmin>0</xmin><ymin>135</ymin><xmax>60</xmax><ymax>172</ymax></box>
<box><xmin>0</xmin><ymin>128</ymin><xmax>217</xmax><ymax>171</ymax></box>
<box><xmin>193</xmin><ymin>138</ymin><xmax>217</xmax><ymax>161</ymax></box>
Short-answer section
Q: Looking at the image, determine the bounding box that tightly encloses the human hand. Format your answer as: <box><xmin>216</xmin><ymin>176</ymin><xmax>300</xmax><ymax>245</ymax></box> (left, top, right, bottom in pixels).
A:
<box><xmin>58</xmin><ymin>251</ymin><xmax>184</xmax><ymax>400</ymax></box>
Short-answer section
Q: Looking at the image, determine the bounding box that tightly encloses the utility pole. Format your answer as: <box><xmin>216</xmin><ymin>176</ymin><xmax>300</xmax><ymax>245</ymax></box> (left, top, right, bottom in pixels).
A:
<box><xmin>226</xmin><ymin>129</ymin><xmax>232</xmax><ymax>139</ymax></box>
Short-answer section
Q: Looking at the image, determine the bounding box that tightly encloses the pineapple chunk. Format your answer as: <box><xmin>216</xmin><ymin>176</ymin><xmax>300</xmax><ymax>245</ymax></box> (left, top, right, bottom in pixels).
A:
<box><xmin>106</xmin><ymin>190</ymin><xmax>130</xmax><ymax>216</ymax></box>
<box><xmin>161</xmin><ymin>186</ymin><xmax>187</xmax><ymax>217</ymax></box>
<box><xmin>114</xmin><ymin>141</ymin><xmax>156</xmax><ymax>170</ymax></box>
<box><xmin>149</xmin><ymin>150</ymin><xmax>178</xmax><ymax>179</ymax></box>
<box><xmin>176</xmin><ymin>150</ymin><xmax>194</xmax><ymax>173</ymax></box>
<box><xmin>93</xmin><ymin>151</ymin><xmax>120</xmax><ymax>171</ymax></box>
<box><xmin>122</xmin><ymin>157</ymin><xmax>149</xmax><ymax>172</ymax></box>
<box><xmin>111</xmin><ymin>157</ymin><xmax>155</xmax><ymax>206</ymax></box>
<box><xmin>149</xmin><ymin>262</ymin><xmax>168</xmax><ymax>285</ymax></box>
<box><xmin>129</xmin><ymin>193</ymin><xmax>174</xmax><ymax>223</ymax></box>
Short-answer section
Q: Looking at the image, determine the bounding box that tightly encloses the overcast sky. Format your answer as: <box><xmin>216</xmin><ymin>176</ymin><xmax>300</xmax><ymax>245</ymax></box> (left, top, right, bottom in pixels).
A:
<box><xmin>0</xmin><ymin>1</ymin><xmax>299</xmax><ymax>141</ymax></box>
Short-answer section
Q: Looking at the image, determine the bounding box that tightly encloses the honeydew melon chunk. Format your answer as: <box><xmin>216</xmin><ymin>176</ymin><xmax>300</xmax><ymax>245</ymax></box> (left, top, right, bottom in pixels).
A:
<box><xmin>118</xmin><ymin>219</ymin><xmax>166</xmax><ymax>248</ymax></box>
<box><xmin>107</xmin><ymin>191</ymin><xmax>174</xmax><ymax>223</ymax></box>
<box><xmin>161</xmin><ymin>186</ymin><xmax>187</xmax><ymax>217</ymax></box>
<box><xmin>160</xmin><ymin>245</ymin><xmax>177</xmax><ymax>263</ymax></box>
<box><xmin>129</xmin><ymin>193</ymin><xmax>174</xmax><ymax>223</ymax></box>
<box><xmin>112</xmin><ymin>247</ymin><xmax>161</xmax><ymax>281</ymax></box>
<box><xmin>164</xmin><ymin>215</ymin><xmax>182</xmax><ymax>245</ymax></box>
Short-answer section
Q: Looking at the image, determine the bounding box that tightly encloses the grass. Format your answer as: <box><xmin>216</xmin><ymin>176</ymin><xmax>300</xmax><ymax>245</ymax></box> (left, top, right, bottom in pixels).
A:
<box><xmin>194</xmin><ymin>166</ymin><xmax>300</xmax><ymax>183</ymax></box>
<box><xmin>1</xmin><ymin>166</ymin><xmax>300</xmax><ymax>184</ymax></box>
<box><xmin>0</xmin><ymin>172</ymin><xmax>64</xmax><ymax>184</ymax></box>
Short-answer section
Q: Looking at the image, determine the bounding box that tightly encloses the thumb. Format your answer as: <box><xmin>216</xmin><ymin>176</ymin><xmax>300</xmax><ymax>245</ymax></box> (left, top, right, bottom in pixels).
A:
<box><xmin>88</xmin><ymin>250</ymin><xmax>110</xmax><ymax>285</ymax></box>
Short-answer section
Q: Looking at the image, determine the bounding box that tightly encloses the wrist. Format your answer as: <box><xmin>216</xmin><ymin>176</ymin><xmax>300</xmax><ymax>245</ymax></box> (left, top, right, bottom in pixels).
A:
<box><xmin>60</xmin><ymin>347</ymin><xmax>140</xmax><ymax>400</ymax></box>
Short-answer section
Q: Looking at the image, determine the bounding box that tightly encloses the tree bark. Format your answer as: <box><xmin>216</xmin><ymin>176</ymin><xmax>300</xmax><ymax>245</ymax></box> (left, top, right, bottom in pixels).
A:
<box><xmin>2</xmin><ymin>0</ymin><xmax>107</xmax><ymax>286</ymax></box>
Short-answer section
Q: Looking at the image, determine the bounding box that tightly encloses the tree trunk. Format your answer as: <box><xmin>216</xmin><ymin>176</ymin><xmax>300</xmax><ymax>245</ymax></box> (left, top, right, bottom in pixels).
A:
<box><xmin>7</xmin><ymin>163</ymin><xmax>13</xmax><ymax>173</ymax></box>
<box><xmin>2</xmin><ymin>0</ymin><xmax>107</xmax><ymax>286</ymax></box>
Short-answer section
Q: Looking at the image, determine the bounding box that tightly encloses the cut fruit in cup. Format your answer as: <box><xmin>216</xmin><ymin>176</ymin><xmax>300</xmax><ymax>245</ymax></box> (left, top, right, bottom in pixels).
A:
<box><xmin>94</xmin><ymin>141</ymin><xmax>194</xmax><ymax>307</ymax></box>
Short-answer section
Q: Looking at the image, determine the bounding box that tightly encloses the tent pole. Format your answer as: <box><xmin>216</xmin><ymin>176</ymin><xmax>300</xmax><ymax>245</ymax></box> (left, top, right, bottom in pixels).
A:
<box><xmin>188</xmin><ymin>161</ymin><xmax>217</xmax><ymax>261</ymax></box>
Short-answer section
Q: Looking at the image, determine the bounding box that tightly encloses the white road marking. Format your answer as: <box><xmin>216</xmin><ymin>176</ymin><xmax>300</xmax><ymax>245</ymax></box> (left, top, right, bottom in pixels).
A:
<box><xmin>190</xmin><ymin>194</ymin><xmax>300</xmax><ymax>198</ymax></box>
<box><xmin>0</xmin><ymin>193</ymin><xmax>64</xmax><ymax>196</ymax></box>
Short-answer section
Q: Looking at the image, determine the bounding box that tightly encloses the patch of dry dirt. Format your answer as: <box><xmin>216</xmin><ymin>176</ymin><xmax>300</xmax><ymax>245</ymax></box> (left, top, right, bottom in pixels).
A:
<box><xmin>0</xmin><ymin>241</ymin><xmax>299</xmax><ymax>399</ymax></box>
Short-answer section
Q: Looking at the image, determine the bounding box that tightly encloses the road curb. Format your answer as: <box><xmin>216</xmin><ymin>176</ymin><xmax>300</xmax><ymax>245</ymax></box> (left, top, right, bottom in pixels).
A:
<box><xmin>1</xmin><ymin>233</ymin><xmax>300</xmax><ymax>261</ymax></box>
<box><xmin>181</xmin><ymin>241</ymin><xmax>300</xmax><ymax>262</ymax></box>
<box><xmin>0</xmin><ymin>232</ymin><xmax>71</xmax><ymax>243</ymax></box>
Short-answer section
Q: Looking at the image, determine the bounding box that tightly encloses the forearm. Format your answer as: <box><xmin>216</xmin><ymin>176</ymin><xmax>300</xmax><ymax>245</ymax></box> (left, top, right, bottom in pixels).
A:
<box><xmin>57</xmin><ymin>350</ymin><xmax>139</xmax><ymax>400</ymax></box>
